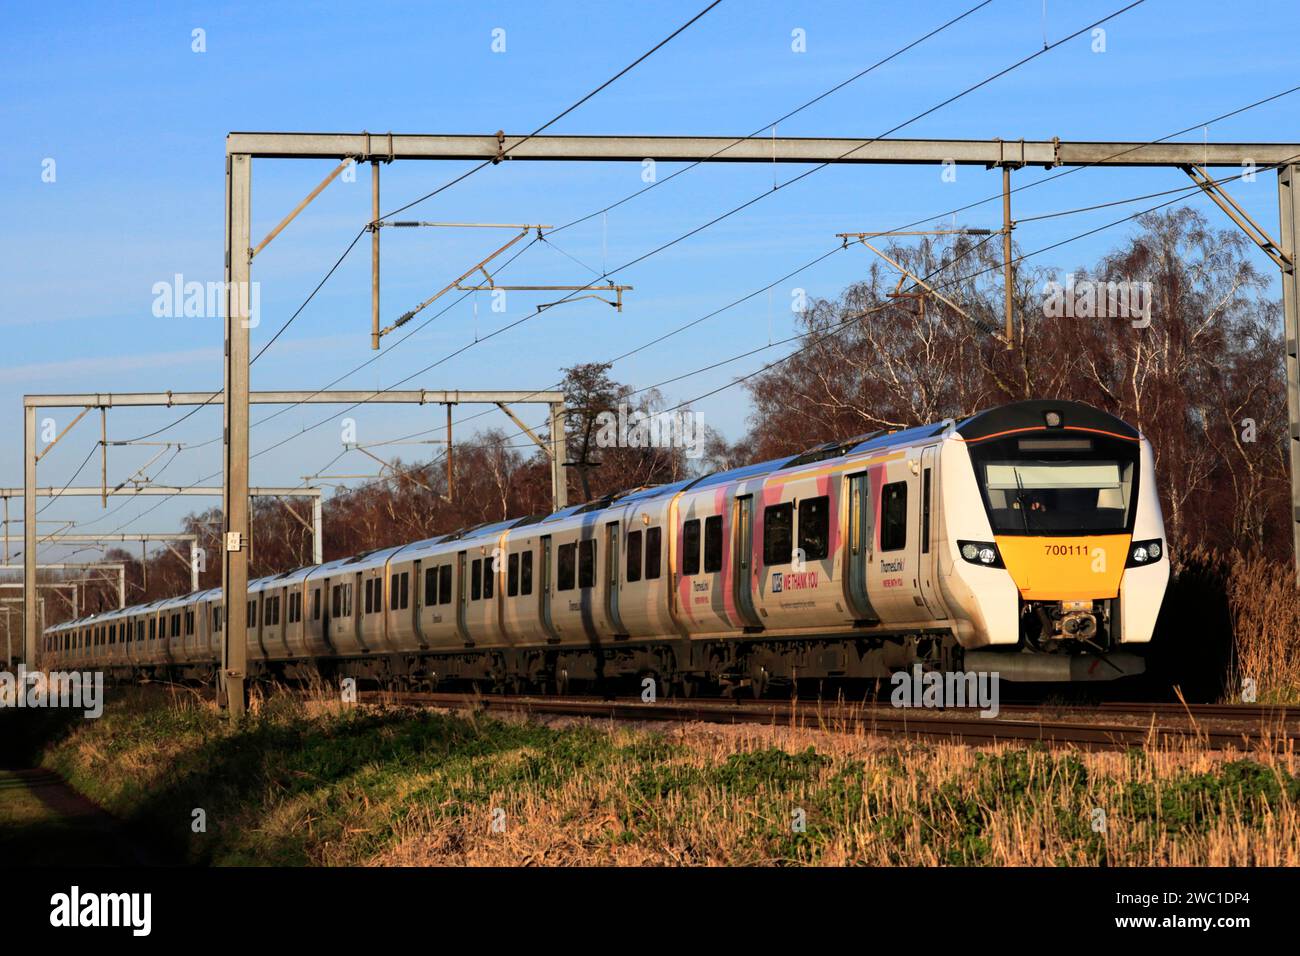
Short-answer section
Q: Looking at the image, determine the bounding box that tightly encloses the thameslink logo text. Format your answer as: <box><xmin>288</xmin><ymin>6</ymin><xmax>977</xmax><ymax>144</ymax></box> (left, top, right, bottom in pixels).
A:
<box><xmin>890</xmin><ymin>664</ymin><xmax>1000</xmax><ymax>718</ymax></box>
<box><xmin>0</xmin><ymin>666</ymin><xmax>104</xmax><ymax>718</ymax></box>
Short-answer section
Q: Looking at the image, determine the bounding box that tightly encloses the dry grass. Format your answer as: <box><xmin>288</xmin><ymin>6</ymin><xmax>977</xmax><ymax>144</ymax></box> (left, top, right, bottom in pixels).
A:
<box><xmin>367</xmin><ymin>717</ymin><xmax>1300</xmax><ymax>867</ymax></box>
<box><xmin>1226</xmin><ymin>553</ymin><xmax>1300</xmax><ymax>704</ymax></box>
<box><xmin>34</xmin><ymin>688</ymin><xmax>1300</xmax><ymax>867</ymax></box>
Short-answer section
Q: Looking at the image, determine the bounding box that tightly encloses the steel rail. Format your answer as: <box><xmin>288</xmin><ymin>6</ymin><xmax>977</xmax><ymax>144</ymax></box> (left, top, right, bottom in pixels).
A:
<box><xmin>363</xmin><ymin>692</ymin><xmax>1298</xmax><ymax>752</ymax></box>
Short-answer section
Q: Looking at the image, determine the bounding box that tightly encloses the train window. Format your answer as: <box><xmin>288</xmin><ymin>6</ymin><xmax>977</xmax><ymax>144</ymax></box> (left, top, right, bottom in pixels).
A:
<box><xmin>626</xmin><ymin>530</ymin><xmax>643</xmax><ymax>582</ymax></box>
<box><xmin>149</xmin><ymin>618</ymin><xmax>156</xmax><ymax>642</ymax></box>
<box><xmin>172</xmin><ymin>613</ymin><xmax>181</xmax><ymax>637</ymax></box>
<box><xmin>332</xmin><ymin>585</ymin><xmax>341</xmax><ymax>618</ymax></box>
<box><xmin>880</xmin><ymin>481</ymin><xmax>908</xmax><ymax>551</ymax></box>
<box><xmin>578</xmin><ymin>539</ymin><xmax>596</xmax><ymax>588</ymax></box>
<box><xmin>390</xmin><ymin>573</ymin><xmax>409</xmax><ymax>611</ymax></box>
<box><xmin>521</xmin><ymin>550</ymin><xmax>533</xmax><ymax>595</ymax></box>
<box><xmin>264</xmin><ymin>598</ymin><xmax>272</xmax><ymax>626</ymax></box>
<box><xmin>922</xmin><ymin>469</ymin><xmax>932</xmax><ymax>554</ymax></box>
<box><xmin>214</xmin><ymin>607</ymin><xmax>223</xmax><ymax>632</ymax></box>
<box><xmin>312</xmin><ymin>588</ymin><xmax>321</xmax><ymax>621</ymax></box>
<box><xmin>365</xmin><ymin>578</ymin><xmax>376</xmax><ymax>614</ymax></box>
<box><xmin>471</xmin><ymin>559</ymin><xmax>482</xmax><ymax>601</ymax></box>
<box><xmin>438</xmin><ymin>565</ymin><xmax>452</xmax><ymax>604</ymax></box>
<box><xmin>483</xmin><ymin>562</ymin><xmax>494</xmax><ymax>599</ymax></box>
<box><xmin>703</xmin><ymin>515</ymin><xmax>723</xmax><ymax>573</ymax></box>
<box><xmin>508</xmin><ymin>552</ymin><xmax>520</xmax><ymax>596</ymax></box>
<box><xmin>645</xmin><ymin>527</ymin><xmax>662</xmax><ymax>580</ymax></box>
<box><xmin>343</xmin><ymin>584</ymin><xmax>353</xmax><ymax>617</ymax></box>
<box><xmin>424</xmin><ymin>567</ymin><xmax>437</xmax><ymax>605</ymax></box>
<box><xmin>798</xmin><ymin>496</ymin><xmax>830</xmax><ymax>562</ymax></box>
<box><xmin>763</xmin><ymin>503</ymin><xmax>794</xmax><ymax>566</ymax></box>
<box><xmin>185</xmin><ymin>610</ymin><xmax>194</xmax><ymax>635</ymax></box>
<box><xmin>109</xmin><ymin>624</ymin><xmax>116</xmax><ymax>645</ymax></box>
<box><xmin>557</xmin><ymin>543</ymin><xmax>576</xmax><ymax>591</ymax></box>
<box><xmin>137</xmin><ymin>621</ymin><xmax>145</xmax><ymax>642</ymax></box>
<box><xmin>682</xmin><ymin>519</ymin><xmax>701</xmax><ymax>575</ymax></box>
<box><xmin>247</xmin><ymin>601</ymin><xmax>257</xmax><ymax>628</ymax></box>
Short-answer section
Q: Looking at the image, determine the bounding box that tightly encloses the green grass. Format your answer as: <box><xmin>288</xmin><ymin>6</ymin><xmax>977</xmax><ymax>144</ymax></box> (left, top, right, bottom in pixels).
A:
<box><xmin>28</xmin><ymin>689</ymin><xmax>1300</xmax><ymax>866</ymax></box>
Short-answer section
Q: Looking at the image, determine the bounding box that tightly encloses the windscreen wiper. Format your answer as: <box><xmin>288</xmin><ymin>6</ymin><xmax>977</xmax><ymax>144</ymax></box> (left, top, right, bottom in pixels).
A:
<box><xmin>1012</xmin><ymin>467</ymin><xmax>1033</xmax><ymax>533</ymax></box>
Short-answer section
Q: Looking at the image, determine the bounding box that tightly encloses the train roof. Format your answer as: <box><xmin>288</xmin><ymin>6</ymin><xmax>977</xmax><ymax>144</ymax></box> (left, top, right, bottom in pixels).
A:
<box><xmin>955</xmin><ymin>399</ymin><xmax>1139</xmax><ymax>442</ymax></box>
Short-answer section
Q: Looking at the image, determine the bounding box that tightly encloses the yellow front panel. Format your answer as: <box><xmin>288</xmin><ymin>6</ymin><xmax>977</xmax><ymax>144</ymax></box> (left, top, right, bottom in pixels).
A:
<box><xmin>993</xmin><ymin>534</ymin><xmax>1130</xmax><ymax>601</ymax></box>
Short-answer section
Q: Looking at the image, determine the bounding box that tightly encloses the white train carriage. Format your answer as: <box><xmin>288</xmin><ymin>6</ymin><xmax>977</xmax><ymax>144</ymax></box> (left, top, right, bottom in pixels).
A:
<box><xmin>41</xmin><ymin>400</ymin><xmax>1170</xmax><ymax>689</ymax></box>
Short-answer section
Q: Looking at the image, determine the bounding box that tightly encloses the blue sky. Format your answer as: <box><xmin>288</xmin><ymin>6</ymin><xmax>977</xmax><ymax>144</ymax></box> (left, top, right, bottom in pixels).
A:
<box><xmin>1</xmin><ymin>0</ymin><xmax>1296</xmax><ymax>560</ymax></box>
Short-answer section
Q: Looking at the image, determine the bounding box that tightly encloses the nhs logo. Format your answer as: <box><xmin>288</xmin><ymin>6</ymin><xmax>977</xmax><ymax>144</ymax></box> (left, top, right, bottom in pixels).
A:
<box><xmin>771</xmin><ymin>572</ymin><xmax>783</xmax><ymax>593</ymax></box>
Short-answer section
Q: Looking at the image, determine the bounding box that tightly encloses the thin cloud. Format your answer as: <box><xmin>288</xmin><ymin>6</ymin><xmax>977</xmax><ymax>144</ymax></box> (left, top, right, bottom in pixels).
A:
<box><xmin>0</xmin><ymin>348</ymin><xmax>220</xmax><ymax>386</ymax></box>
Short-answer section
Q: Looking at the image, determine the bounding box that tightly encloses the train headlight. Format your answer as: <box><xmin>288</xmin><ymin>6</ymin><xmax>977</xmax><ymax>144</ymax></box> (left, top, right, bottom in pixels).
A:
<box><xmin>1126</xmin><ymin>538</ymin><xmax>1165</xmax><ymax>568</ymax></box>
<box><xmin>957</xmin><ymin>540</ymin><xmax>1004</xmax><ymax>568</ymax></box>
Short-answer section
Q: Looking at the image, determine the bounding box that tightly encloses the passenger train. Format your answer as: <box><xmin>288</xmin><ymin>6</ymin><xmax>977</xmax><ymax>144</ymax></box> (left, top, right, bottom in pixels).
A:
<box><xmin>41</xmin><ymin>400</ymin><xmax>1170</xmax><ymax>692</ymax></box>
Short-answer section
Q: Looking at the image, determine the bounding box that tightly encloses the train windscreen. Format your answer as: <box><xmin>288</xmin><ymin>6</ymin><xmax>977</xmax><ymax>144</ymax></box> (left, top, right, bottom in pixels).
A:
<box><xmin>968</xmin><ymin>434</ymin><xmax>1139</xmax><ymax>534</ymax></box>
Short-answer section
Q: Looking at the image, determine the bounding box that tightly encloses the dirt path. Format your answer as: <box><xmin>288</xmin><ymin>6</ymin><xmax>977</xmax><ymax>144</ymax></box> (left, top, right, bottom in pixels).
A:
<box><xmin>0</xmin><ymin>768</ymin><xmax>163</xmax><ymax>866</ymax></box>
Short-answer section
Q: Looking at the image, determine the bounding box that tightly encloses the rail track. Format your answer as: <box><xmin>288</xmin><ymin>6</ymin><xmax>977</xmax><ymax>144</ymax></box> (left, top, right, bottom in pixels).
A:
<box><xmin>359</xmin><ymin>691</ymin><xmax>1300</xmax><ymax>752</ymax></box>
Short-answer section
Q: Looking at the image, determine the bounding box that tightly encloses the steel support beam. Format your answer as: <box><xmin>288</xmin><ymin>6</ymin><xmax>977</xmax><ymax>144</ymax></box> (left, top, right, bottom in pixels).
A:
<box><xmin>312</xmin><ymin>494</ymin><xmax>323</xmax><ymax>565</ymax></box>
<box><xmin>36</xmin><ymin>533</ymin><xmax>198</xmax><ymax>544</ymax></box>
<box><xmin>224</xmin><ymin>151</ymin><xmax>251</xmax><ymax>716</ymax></box>
<box><xmin>1280</xmin><ymin>165</ymin><xmax>1300</xmax><ymax>585</ymax></box>
<box><xmin>0</xmin><ymin>563</ymin><xmax>128</xmax><ymax>570</ymax></box>
<box><xmin>550</xmin><ymin>402</ymin><xmax>568</xmax><ymax>511</ymax></box>
<box><xmin>23</xmin><ymin>406</ymin><xmax>35</xmax><ymax>666</ymax></box>
<box><xmin>1</xmin><ymin>562</ymin><xmax>126</xmax><ymax>626</ymax></box>
<box><xmin>224</xmin><ymin>132</ymin><xmax>1300</xmax><ymax>168</ymax></box>
<box><xmin>24</xmin><ymin>390</ymin><xmax>563</xmax><ymax>407</ymax></box>
<box><xmin>0</xmin><ymin>486</ymin><xmax>322</xmax><ymax>497</ymax></box>
<box><xmin>35</xmin><ymin>532</ymin><xmax>201</xmax><ymax>592</ymax></box>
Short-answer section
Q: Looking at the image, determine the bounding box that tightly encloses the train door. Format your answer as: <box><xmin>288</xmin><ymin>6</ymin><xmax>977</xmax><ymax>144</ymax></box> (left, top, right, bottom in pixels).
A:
<box><xmin>329</xmin><ymin>576</ymin><xmax>356</xmax><ymax>649</ymax></box>
<box><xmin>605</xmin><ymin>521</ymin><xmax>626</xmax><ymax>635</ymax></box>
<box><xmin>455</xmin><ymin>551</ymin><xmax>471</xmax><ymax>645</ymax></box>
<box><xmin>411</xmin><ymin>559</ymin><xmax>426</xmax><ymax>648</ymax></box>
<box><xmin>732</xmin><ymin>495</ymin><xmax>761</xmax><ymax>628</ymax></box>
<box><xmin>539</xmin><ymin>535</ymin><xmax>557</xmax><ymax>641</ymax></box>
<box><xmin>917</xmin><ymin>446</ymin><xmax>946</xmax><ymax>618</ymax></box>
<box><xmin>845</xmin><ymin>472</ymin><xmax>879</xmax><ymax>623</ymax></box>
<box><xmin>353</xmin><ymin>572</ymin><xmax>367</xmax><ymax>651</ymax></box>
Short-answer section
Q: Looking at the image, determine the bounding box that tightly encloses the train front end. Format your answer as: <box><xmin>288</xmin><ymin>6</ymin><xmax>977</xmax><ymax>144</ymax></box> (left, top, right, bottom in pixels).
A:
<box><xmin>941</xmin><ymin>400</ymin><xmax>1169</xmax><ymax>681</ymax></box>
